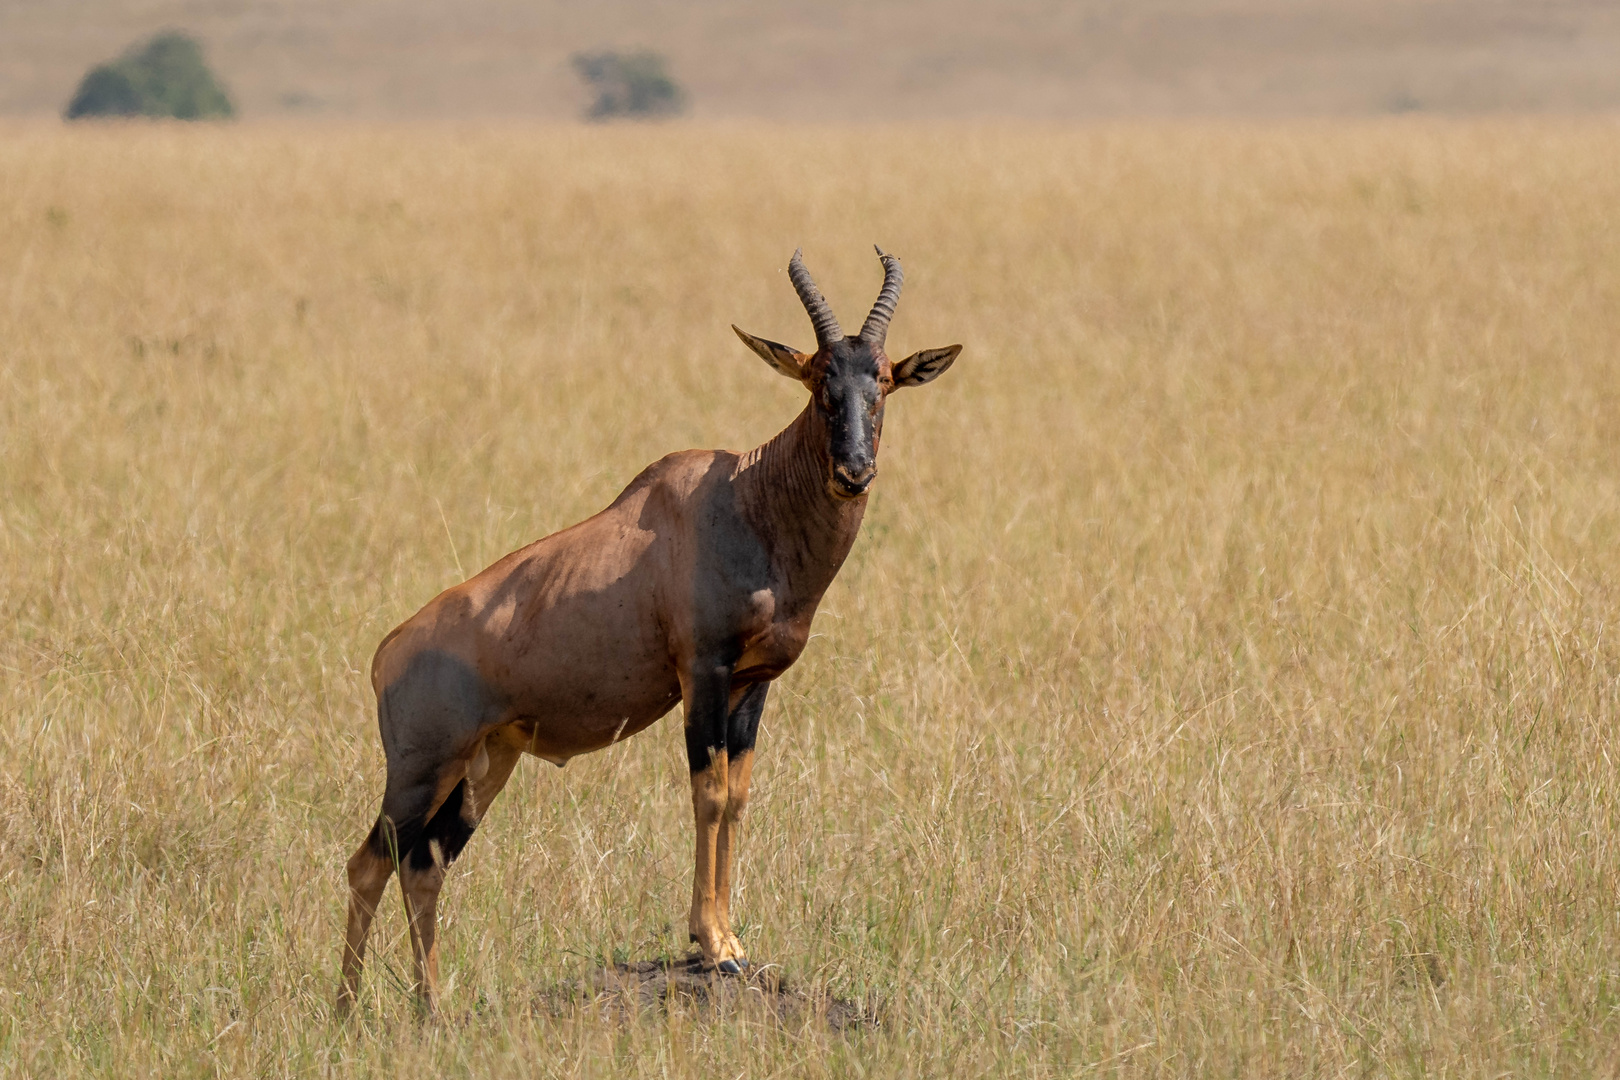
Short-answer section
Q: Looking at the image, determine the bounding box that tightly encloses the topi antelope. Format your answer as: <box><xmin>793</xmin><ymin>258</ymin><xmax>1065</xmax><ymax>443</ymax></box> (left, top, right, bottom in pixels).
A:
<box><xmin>338</xmin><ymin>247</ymin><xmax>961</xmax><ymax>1014</ymax></box>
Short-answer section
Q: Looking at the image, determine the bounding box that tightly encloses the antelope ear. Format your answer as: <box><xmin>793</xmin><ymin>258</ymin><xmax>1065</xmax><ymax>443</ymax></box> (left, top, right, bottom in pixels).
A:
<box><xmin>733</xmin><ymin>325</ymin><xmax>811</xmax><ymax>380</ymax></box>
<box><xmin>892</xmin><ymin>344</ymin><xmax>962</xmax><ymax>388</ymax></box>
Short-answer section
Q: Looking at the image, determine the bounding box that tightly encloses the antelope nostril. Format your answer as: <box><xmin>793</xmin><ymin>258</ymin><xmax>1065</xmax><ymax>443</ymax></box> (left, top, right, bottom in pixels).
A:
<box><xmin>831</xmin><ymin>464</ymin><xmax>876</xmax><ymax>497</ymax></box>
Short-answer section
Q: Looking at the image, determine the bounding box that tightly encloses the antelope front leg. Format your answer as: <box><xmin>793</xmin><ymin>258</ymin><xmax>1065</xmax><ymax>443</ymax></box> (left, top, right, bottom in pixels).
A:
<box><xmin>714</xmin><ymin>682</ymin><xmax>768</xmax><ymax>965</ymax></box>
<box><xmin>682</xmin><ymin>659</ymin><xmax>744</xmax><ymax>971</ymax></box>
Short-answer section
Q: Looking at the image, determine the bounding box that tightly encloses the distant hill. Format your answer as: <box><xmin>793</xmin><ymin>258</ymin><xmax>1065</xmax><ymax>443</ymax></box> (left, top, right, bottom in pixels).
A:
<box><xmin>5</xmin><ymin>0</ymin><xmax>1620</xmax><ymax>121</ymax></box>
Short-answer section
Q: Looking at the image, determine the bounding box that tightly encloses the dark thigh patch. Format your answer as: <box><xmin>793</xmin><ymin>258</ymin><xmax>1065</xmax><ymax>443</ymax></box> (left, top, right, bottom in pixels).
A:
<box><xmin>407</xmin><ymin>780</ymin><xmax>478</xmax><ymax>870</ymax></box>
<box><xmin>379</xmin><ymin>649</ymin><xmax>505</xmax><ymax>766</ymax></box>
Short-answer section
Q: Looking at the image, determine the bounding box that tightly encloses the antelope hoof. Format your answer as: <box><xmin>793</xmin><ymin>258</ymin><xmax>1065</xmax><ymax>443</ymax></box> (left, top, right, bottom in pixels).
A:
<box><xmin>691</xmin><ymin>923</ymin><xmax>749</xmax><ymax>970</ymax></box>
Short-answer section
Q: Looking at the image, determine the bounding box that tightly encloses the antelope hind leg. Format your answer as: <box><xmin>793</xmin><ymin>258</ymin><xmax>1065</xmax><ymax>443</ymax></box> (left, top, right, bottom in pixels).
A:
<box><xmin>397</xmin><ymin>776</ymin><xmax>474</xmax><ymax>1014</ymax></box>
<box><xmin>337</xmin><ymin>821</ymin><xmax>396</xmax><ymax>1016</ymax></box>
<box><xmin>396</xmin><ymin>731</ymin><xmax>526</xmax><ymax>1014</ymax></box>
<box><xmin>395</xmin><ymin>732</ymin><xmax>525</xmax><ymax>1014</ymax></box>
<box><xmin>399</xmin><ymin>847</ymin><xmax>447</xmax><ymax>1013</ymax></box>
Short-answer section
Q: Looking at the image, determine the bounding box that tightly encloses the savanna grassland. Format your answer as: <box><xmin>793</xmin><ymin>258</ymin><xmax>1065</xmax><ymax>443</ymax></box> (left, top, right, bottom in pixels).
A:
<box><xmin>3</xmin><ymin>120</ymin><xmax>1620</xmax><ymax>1077</ymax></box>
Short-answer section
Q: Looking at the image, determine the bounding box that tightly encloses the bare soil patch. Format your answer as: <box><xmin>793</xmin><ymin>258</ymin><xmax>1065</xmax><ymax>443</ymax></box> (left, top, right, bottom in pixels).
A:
<box><xmin>538</xmin><ymin>956</ymin><xmax>879</xmax><ymax>1031</ymax></box>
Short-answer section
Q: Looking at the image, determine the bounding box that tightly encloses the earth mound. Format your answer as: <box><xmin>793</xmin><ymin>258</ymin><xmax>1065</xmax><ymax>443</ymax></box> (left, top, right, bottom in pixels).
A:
<box><xmin>539</xmin><ymin>956</ymin><xmax>878</xmax><ymax>1031</ymax></box>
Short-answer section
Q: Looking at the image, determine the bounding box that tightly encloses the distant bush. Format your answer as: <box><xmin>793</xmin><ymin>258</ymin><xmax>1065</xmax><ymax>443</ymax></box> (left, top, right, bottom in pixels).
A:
<box><xmin>65</xmin><ymin>32</ymin><xmax>234</xmax><ymax>121</ymax></box>
<box><xmin>570</xmin><ymin>51</ymin><xmax>684</xmax><ymax>121</ymax></box>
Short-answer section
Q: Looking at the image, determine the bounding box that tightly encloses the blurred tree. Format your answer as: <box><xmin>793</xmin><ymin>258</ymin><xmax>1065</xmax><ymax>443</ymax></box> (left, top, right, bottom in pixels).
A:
<box><xmin>571</xmin><ymin>51</ymin><xmax>684</xmax><ymax>120</ymax></box>
<box><xmin>65</xmin><ymin>32</ymin><xmax>234</xmax><ymax>120</ymax></box>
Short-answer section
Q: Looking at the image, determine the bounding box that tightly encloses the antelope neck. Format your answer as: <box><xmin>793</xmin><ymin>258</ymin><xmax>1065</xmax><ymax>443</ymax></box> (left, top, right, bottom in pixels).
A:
<box><xmin>735</xmin><ymin>402</ymin><xmax>867</xmax><ymax>600</ymax></box>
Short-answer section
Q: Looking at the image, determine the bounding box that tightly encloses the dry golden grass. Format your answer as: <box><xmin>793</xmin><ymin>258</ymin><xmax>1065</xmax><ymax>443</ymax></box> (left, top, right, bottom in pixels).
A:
<box><xmin>3</xmin><ymin>119</ymin><xmax>1620</xmax><ymax>1076</ymax></box>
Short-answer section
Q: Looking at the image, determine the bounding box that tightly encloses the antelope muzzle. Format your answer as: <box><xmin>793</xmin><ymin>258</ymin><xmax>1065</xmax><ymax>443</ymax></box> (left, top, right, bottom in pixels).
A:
<box><xmin>830</xmin><ymin>461</ymin><xmax>876</xmax><ymax>499</ymax></box>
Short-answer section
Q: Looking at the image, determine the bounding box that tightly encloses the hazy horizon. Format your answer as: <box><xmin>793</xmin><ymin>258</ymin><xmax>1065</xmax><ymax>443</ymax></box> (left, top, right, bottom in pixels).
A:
<box><xmin>5</xmin><ymin>0</ymin><xmax>1620</xmax><ymax>123</ymax></box>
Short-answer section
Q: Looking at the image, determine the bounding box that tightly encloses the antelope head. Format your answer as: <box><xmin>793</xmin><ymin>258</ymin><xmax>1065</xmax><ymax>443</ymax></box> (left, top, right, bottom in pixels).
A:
<box><xmin>733</xmin><ymin>247</ymin><xmax>962</xmax><ymax>500</ymax></box>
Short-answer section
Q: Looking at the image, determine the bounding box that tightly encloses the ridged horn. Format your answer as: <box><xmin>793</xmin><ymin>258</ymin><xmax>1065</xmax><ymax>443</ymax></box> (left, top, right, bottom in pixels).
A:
<box><xmin>860</xmin><ymin>246</ymin><xmax>904</xmax><ymax>346</ymax></box>
<box><xmin>788</xmin><ymin>248</ymin><xmax>842</xmax><ymax>347</ymax></box>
